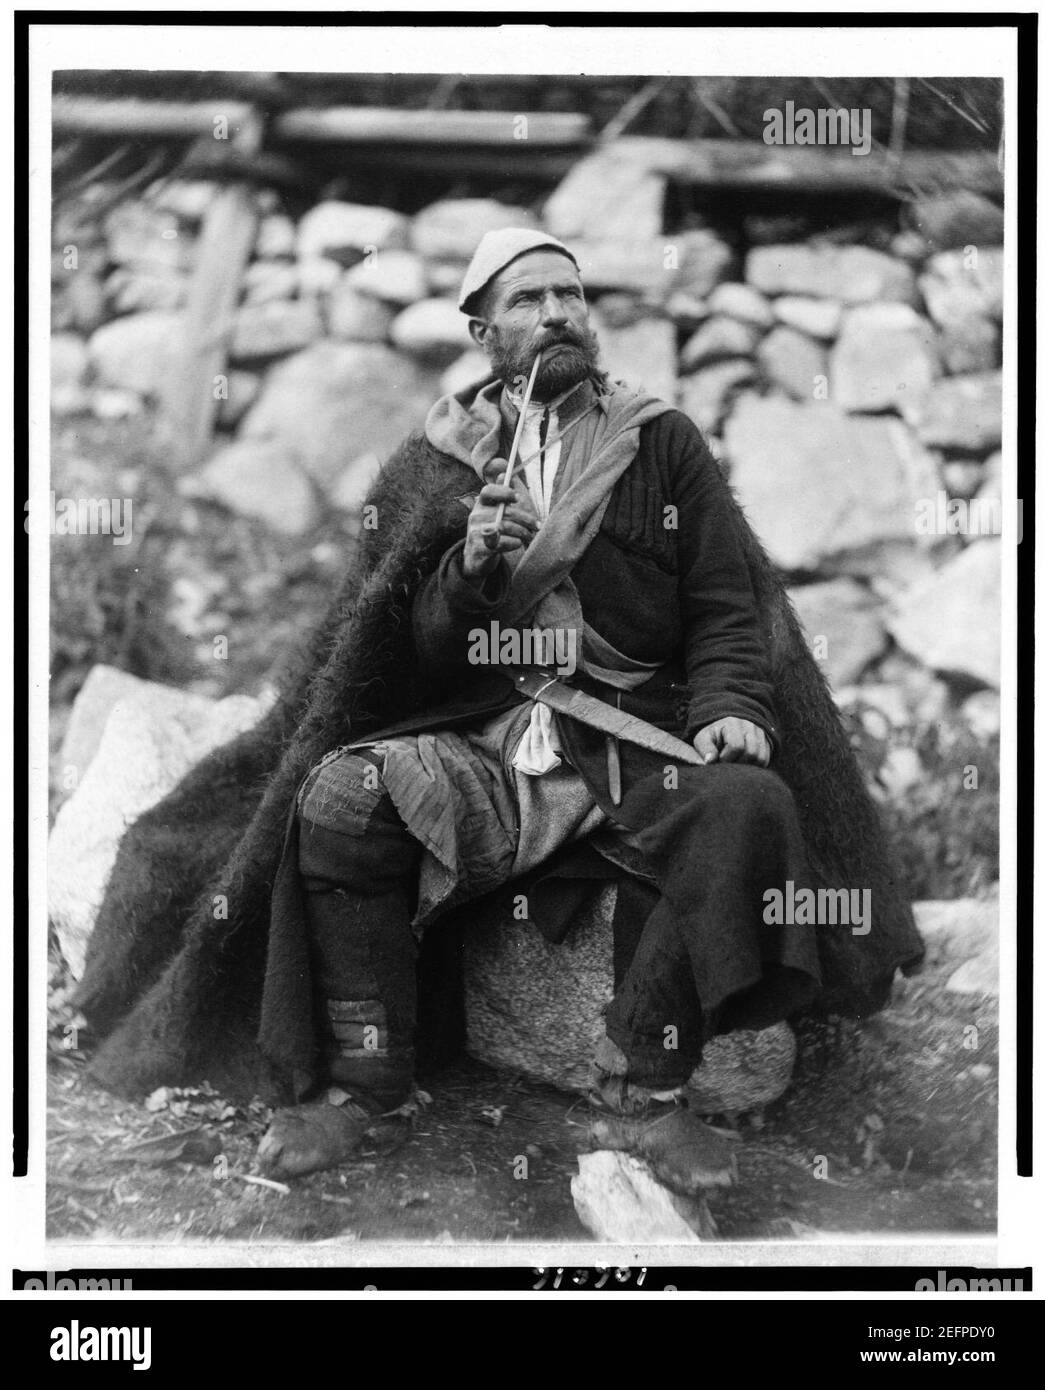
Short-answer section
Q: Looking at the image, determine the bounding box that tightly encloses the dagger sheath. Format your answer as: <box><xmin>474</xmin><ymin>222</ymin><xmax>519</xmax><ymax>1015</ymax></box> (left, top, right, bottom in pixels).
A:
<box><xmin>510</xmin><ymin>668</ymin><xmax>703</xmax><ymax>767</ymax></box>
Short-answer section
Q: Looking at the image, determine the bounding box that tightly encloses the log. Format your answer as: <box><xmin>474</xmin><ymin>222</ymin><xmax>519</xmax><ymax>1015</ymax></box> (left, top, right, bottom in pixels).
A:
<box><xmin>52</xmin><ymin>96</ymin><xmax>256</xmax><ymax>139</ymax></box>
<box><xmin>157</xmin><ymin>114</ymin><xmax>262</xmax><ymax>470</ymax></box>
<box><xmin>273</xmin><ymin>106</ymin><xmax>592</xmax><ymax>147</ymax></box>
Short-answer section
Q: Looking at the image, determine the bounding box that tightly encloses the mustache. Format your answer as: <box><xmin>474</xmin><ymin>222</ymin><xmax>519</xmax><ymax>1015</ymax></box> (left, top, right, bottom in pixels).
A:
<box><xmin>534</xmin><ymin>331</ymin><xmax>586</xmax><ymax>352</ymax></box>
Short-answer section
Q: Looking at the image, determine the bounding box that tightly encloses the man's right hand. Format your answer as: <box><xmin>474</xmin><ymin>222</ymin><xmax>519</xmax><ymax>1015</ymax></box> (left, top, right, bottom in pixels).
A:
<box><xmin>462</xmin><ymin>457</ymin><xmax>541</xmax><ymax>580</ymax></box>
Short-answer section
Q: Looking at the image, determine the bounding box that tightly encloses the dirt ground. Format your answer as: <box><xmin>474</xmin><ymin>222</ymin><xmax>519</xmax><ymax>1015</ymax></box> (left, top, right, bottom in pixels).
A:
<box><xmin>46</xmin><ymin>961</ymin><xmax>996</xmax><ymax>1247</ymax></box>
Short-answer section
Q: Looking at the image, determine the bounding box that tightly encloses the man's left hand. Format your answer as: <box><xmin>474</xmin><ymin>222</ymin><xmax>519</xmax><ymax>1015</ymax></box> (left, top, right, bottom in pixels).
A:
<box><xmin>692</xmin><ymin>718</ymin><xmax>770</xmax><ymax>767</ymax></box>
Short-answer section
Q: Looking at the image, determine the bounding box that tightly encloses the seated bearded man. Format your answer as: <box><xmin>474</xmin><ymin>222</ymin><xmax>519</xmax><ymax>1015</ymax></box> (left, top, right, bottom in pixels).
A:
<box><xmin>257</xmin><ymin>228</ymin><xmax>823</xmax><ymax>1193</ymax></box>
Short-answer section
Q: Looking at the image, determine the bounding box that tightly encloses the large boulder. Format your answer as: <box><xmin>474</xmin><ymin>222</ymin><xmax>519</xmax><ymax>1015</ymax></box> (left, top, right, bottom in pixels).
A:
<box><xmin>938</xmin><ymin>315</ymin><xmax>1000</xmax><ymax>375</ymax></box>
<box><xmin>87</xmin><ymin>311</ymin><xmax>185</xmax><ymax>398</ymax></box>
<box><xmin>230</xmin><ymin>300</ymin><xmax>323</xmax><ymax>363</ymax></box>
<box><xmin>296</xmin><ymin>257</ymin><xmax>342</xmax><ymax>298</ymax></box>
<box><xmin>786</xmin><ymin>579</ymin><xmax>888</xmax><ymax>687</ymax></box>
<box><xmin>570</xmin><ymin>229</ymin><xmax>735</xmax><ymax>304</ymax></box>
<box><xmin>918</xmin><ymin>248</ymin><xmax>1003</xmax><ymax>330</ymax></box>
<box><xmin>543</xmin><ymin>150</ymin><xmax>665</xmax><ymax>243</ymax></box>
<box><xmin>756</xmin><ymin>325</ymin><xmax>828</xmax><ymax>401</ymax></box>
<box><xmin>679</xmin><ymin>362</ymin><xmax>757</xmax><ymax>435</ymax></box>
<box><xmin>186</xmin><ymin>439</ymin><xmax>319</xmax><ymax>536</ymax></box>
<box><xmin>724</xmin><ymin>395</ymin><xmax>940</xmax><ymax>573</ymax></box>
<box><xmin>410</xmin><ymin>198</ymin><xmax>537</xmax><ymax>262</ymax></box>
<box><xmin>326</xmin><ymin>285</ymin><xmax>395</xmax><ymax>342</ymax></box>
<box><xmin>566</xmin><ymin>240</ymin><xmax>670</xmax><ymax>299</ymax></box>
<box><xmin>390</xmin><ymin>298</ymin><xmax>474</xmax><ymax>364</ymax></box>
<box><xmin>912</xmin><ymin>898</ymin><xmax>998</xmax><ymax>997</ymax></box>
<box><xmin>664</xmin><ymin>291</ymin><xmax>710</xmax><ymax>333</ymax></box>
<box><xmin>241</xmin><ymin>261</ymin><xmax>299</xmax><ymax>305</ymax></box>
<box><xmin>670</xmin><ymin>229</ymin><xmax>739</xmax><ymax>300</ymax></box>
<box><xmin>342</xmin><ymin>250</ymin><xmax>427</xmax><ymax>306</ymax></box>
<box><xmin>830</xmin><ymin>304</ymin><xmax>939</xmax><ymax>413</ymax></box>
<box><xmin>239</xmin><ymin>342</ymin><xmax>440</xmax><ymax>488</ymax></box>
<box><xmin>597</xmin><ymin>317</ymin><xmax>678</xmax><ymax>403</ymax></box>
<box><xmin>679</xmin><ymin>316</ymin><xmax>761</xmax><ymax>372</ymax></box>
<box><xmin>887</xmin><ymin>540</ymin><xmax>1001</xmax><ymax>688</ymax></box>
<box><xmin>255</xmin><ymin>214</ymin><xmax>297</xmax><ymax>261</ymax></box>
<box><xmin>902</xmin><ymin>192</ymin><xmax>1004</xmax><ymax>253</ymax></box>
<box><xmin>591</xmin><ymin>292</ymin><xmax>649</xmax><ymax>329</ymax></box>
<box><xmin>329</xmin><ymin>453</ymin><xmax>384</xmax><ymax>514</ymax></box>
<box><xmin>48</xmin><ymin>670</ymin><xmax>271</xmax><ymax>978</ymax></box>
<box><xmin>902</xmin><ymin>371</ymin><xmax>1003</xmax><ymax>453</ymax></box>
<box><xmin>462</xmin><ymin>888</ymin><xmax>797</xmax><ymax>1112</ymax></box>
<box><xmin>54</xmin><ymin>665</ymin><xmax>151</xmax><ymax>795</ymax></box>
<box><xmin>706</xmin><ymin>281</ymin><xmax>773</xmax><ymax>329</ymax></box>
<box><xmin>746</xmin><ymin>244</ymin><xmax>917</xmax><ymax>304</ymax></box>
<box><xmin>296</xmin><ymin>201</ymin><xmax>409</xmax><ymax>265</ymax></box>
<box><xmin>771</xmin><ymin>295</ymin><xmax>842</xmax><ymax>340</ymax></box>
<box><xmin>439</xmin><ymin>349</ymin><xmax>493</xmax><ymax>397</ymax></box>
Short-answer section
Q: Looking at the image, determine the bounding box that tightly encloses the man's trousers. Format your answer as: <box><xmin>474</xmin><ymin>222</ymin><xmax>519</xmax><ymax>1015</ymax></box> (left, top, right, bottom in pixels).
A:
<box><xmin>294</xmin><ymin>733</ymin><xmax>821</xmax><ymax>1099</ymax></box>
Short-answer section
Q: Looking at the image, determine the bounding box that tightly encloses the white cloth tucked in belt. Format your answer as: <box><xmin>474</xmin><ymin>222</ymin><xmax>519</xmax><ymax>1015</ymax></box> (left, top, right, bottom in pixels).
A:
<box><xmin>512</xmin><ymin>701</ymin><xmax>563</xmax><ymax>776</ymax></box>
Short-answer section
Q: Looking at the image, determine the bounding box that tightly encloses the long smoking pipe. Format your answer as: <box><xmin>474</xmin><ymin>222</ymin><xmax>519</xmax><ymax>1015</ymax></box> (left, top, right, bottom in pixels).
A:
<box><xmin>480</xmin><ymin>349</ymin><xmax>543</xmax><ymax>546</ymax></box>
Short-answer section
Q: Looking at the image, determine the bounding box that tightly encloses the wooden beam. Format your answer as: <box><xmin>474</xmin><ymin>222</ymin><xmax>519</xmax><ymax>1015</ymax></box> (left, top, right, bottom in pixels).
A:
<box><xmin>52</xmin><ymin>96</ymin><xmax>257</xmax><ymax>139</ymax></box>
<box><xmin>157</xmin><ymin>114</ymin><xmax>263</xmax><ymax>471</ymax></box>
<box><xmin>270</xmin><ymin>142</ymin><xmax>579</xmax><ymax>182</ymax></box>
<box><xmin>273</xmin><ymin>106</ymin><xmax>591</xmax><ymax>147</ymax></box>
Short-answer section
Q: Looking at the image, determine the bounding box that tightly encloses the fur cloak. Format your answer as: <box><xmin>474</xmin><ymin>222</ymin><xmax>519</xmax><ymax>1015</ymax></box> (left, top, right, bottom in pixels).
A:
<box><xmin>74</xmin><ymin>431</ymin><xmax>925</xmax><ymax>1103</ymax></box>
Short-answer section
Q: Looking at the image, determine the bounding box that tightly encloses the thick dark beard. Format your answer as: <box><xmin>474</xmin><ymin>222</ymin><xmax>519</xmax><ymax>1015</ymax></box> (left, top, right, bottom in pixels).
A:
<box><xmin>487</xmin><ymin>325</ymin><xmax>602</xmax><ymax>401</ymax></box>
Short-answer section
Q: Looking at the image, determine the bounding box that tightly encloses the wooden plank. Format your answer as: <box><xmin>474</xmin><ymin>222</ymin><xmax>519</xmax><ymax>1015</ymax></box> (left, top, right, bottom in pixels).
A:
<box><xmin>157</xmin><ymin>116</ymin><xmax>262</xmax><ymax>470</ymax></box>
<box><xmin>274</xmin><ymin>106</ymin><xmax>591</xmax><ymax>147</ymax></box>
<box><xmin>272</xmin><ymin>143</ymin><xmax>579</xmax><ymax>182</ymax></box>
<box><xmin>52</xmin><ymin>96</ymin><xmax>256</xmax><ymax>139</ymax></box>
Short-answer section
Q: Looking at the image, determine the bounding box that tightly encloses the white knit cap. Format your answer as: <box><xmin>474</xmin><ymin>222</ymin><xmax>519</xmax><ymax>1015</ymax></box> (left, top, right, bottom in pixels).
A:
<box><xmin>458</xmin><ymin>227</ymin><xmax>579</xmax><ymax>315</ymax></box>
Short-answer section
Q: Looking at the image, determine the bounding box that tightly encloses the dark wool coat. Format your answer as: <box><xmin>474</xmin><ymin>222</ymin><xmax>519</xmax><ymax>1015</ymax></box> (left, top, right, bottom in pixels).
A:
<box><xmin>74</xmin><ymin>418</ymin><xmax>925</xmax><ymax>1104</ymax></box>
<box><xmin>407</xmin><ymin>409</ymin><xmax>779</xmax><ymax>759</ymax></box>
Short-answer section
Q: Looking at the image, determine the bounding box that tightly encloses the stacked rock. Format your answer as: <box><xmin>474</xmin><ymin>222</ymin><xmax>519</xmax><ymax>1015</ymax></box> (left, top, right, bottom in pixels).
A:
<box><xmin>50</xmin><ymin>165</ymin><xmax>1004</xmax><ymax>727</ymax></box>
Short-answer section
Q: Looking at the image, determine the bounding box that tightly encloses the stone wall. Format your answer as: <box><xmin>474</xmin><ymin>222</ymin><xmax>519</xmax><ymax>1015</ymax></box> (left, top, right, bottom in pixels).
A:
<box><xmin>51</xmin><ymin>159</ymin><xmax>1004</xmax><ymax>740</ymax></box>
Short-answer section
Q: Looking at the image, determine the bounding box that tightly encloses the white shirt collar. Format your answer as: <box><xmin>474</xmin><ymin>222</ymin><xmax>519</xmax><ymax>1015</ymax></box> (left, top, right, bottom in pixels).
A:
<box><xmin>504</xmin><ymin>377</ymin><xmax>583</xmax><ymax>417</ymax></box>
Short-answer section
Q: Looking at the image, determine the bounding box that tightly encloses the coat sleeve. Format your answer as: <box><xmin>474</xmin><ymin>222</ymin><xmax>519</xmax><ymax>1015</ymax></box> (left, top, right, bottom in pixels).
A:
<box><xmin>663</xmin><ymin>412</ymin><xmax>780</xmax><ymax>749</ymax></box>
<box><xmin>411</xmin><ymin>538</ymin><xmax>512</xmax><ymax>680</ymax></box>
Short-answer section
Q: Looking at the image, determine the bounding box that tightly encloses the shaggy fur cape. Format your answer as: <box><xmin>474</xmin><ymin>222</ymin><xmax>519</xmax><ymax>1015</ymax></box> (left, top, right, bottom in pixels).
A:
<box><xmin>75</xmin><ymin>431</ymin><xmax>925</xmax><ymax>1103</ymax></box>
